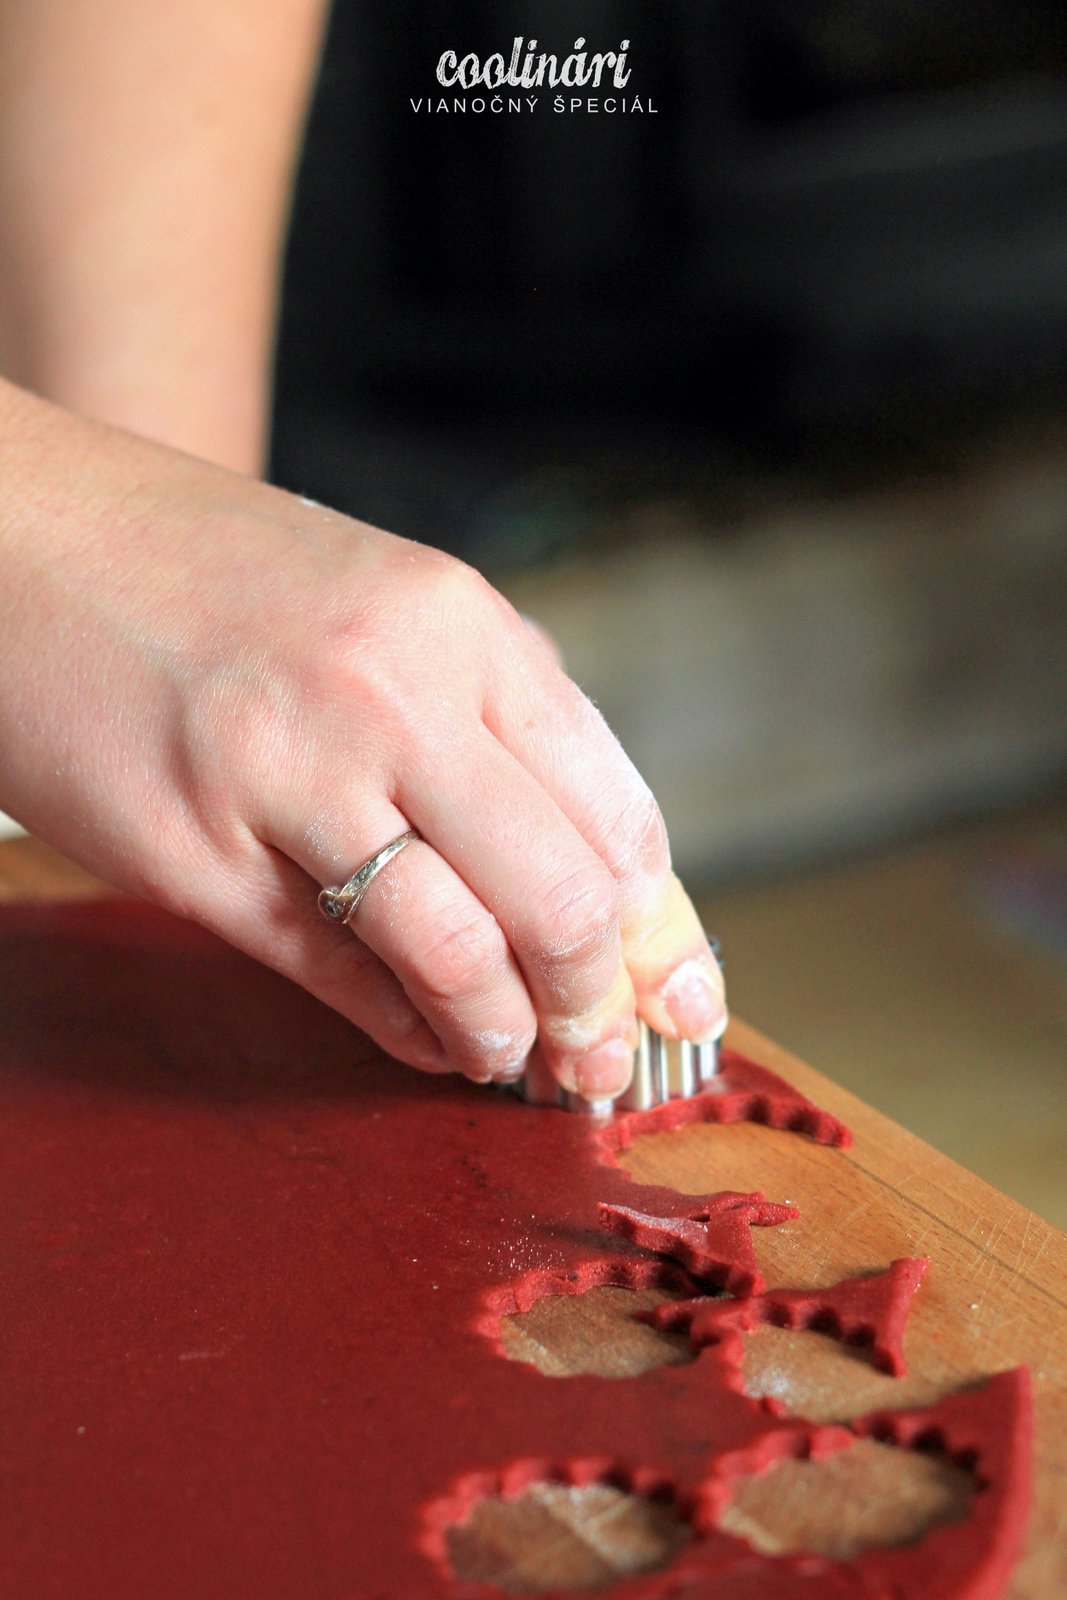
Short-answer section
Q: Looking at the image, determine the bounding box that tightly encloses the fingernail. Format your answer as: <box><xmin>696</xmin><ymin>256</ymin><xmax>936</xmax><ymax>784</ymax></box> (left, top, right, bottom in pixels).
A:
<box><xmin>579</xmin><ymin>1097</ymin><xmax>615</xmax><ymax>1120</ymax></box>
<box><xmin>409</xmin><ymin>1051</ymin><xmax>455</xmax><ymax>1076</ymax></box>
<box><xmin>569</xmin><ymin>1038</ymin><xmax>634</xmax><ymax>1099</ymax></box>
<box><xmin>493</xmin><ymin>1058</ymin><xmax>528</xmax><ymax>1084</ymax></box>
<box><xmin>660</xmin><ymin>956</ymin><xmax>726</xmax><ymax>1042</ymax></box>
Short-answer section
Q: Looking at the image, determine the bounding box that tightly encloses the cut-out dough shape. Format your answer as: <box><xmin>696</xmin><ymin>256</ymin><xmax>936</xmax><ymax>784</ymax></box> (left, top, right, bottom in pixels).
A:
<box><xmin>598</xmin><ymin>1192</ymin><xmax>799</xmax><ymax>1294</ymax></box>
<box><xmin>599</xmin><ymin>1048</ymin><xmax>852</xmax><ymax>1154</ymax></box>
<box><xmin>647</xmin><ymin>1258</ymin><xmax>930</xmax><ymax>1376</ymax></box>
<box><xmin>0</xmin><ymin>901</ymin><xmax>1032</xmax><ymax>1600</ymax></box>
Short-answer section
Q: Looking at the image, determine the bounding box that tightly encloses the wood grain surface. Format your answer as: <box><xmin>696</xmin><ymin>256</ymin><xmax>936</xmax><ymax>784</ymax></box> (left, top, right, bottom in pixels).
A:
<box><xmin>616</xmin><ymin>1025</ymin><xmax>1067</xmax><ymax>1599</ymax></box>
<box><xmin>2</xmin><ymin>836</ymin><xmax>1064</xmax><ymax>1598</ymax></box>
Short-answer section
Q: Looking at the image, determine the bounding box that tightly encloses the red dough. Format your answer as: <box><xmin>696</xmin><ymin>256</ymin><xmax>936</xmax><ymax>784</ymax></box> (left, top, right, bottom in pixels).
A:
<box><xmin>598</xmin><ymin>1192</ymin><xmax>799</xmax><ymax>1294</ymax></box>
<box><xmin>849</xmin><ymin>1370</ymin><xmax>1034</xmax><ymax>1600</ymax></box>
<box><xmin>600</xmin><ymin>1048</ymin><xmax>853</xmax><ymax>1152</ymax></box>
<box><xmin>0</xmin><ymin>901</ymin><xmax>1032</xmax><ymax>1600</ymax></box>
<box><xmin>649</xmin><ymin>1257</ymin><xmax>930</xmax><ymax>1376</ymax></box>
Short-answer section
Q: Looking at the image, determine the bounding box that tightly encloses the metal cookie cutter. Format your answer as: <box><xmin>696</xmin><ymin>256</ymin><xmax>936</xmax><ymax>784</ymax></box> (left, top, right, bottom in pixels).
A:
<box><xmin>517</xmin><ymin>939</ymin><xmax>726</xmax><ymax>1116</ymax></box>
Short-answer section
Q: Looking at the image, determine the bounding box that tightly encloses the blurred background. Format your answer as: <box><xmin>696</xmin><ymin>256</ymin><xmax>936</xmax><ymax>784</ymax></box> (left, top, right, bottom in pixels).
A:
<box><xmin>269</xmin><ymin>0</ymin><xmax>1067</xmax><ymax>1221</ymax></box>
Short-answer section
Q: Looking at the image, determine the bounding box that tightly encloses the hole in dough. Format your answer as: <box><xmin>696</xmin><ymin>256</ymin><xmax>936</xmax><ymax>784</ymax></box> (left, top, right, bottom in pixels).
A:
<box><xmin>500</xmin><ymin>1285</ymin><xmax>696</xmax><ymax>1378</ymax></box>
<box><xmin>742</xmin><ymin>1325</ymin><xmax>944</xmax><ymax>1423</ymax></box>
<box><xmin>718</xmin><ymin>1437</ymin><xmax>975</xmax><ymax>1560</ymax></box>
<box><xmin>616</xmin><ymin>1120</ymin><xmax>794</xmax><ymax>1196</ymax></box>
<box><xmin>446</xmin><ymin>1482</ymin><xmax>691</xmax><ymax>1592</ymax></box>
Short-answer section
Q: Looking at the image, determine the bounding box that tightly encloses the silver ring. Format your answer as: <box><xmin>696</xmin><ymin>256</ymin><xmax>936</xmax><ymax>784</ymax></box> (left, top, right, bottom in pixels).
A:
<box><xmin>317</xmin><ymin>829</ymin><xmax>421</xmax><ymax>926</ymax></box>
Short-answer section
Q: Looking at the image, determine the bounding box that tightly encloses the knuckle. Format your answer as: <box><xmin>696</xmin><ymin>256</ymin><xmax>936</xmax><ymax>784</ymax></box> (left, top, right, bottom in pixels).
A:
<box><xmin>414</xmin><ymin>910</ymin><xmax>510</xmax><ymax>1003</ymax></box>
<box><xmin>534</xmin><ymin>862</ymin><xmax>620</xmax><ymax>973</ymax></box>
<box><xmin>559</xmin><ymin>776</ymin><xmax>670</xmax><ymax>910</ymax></box>
<box><xmin>300</xmin><ymin>627</ymin><xmax>393</xmax><ymax>717</ymax></box>
<box><xmin>412</xmin><ymin>548</ymin><xmax>517</xmax><ymax>644</ymax></box>
<box><xmin>456</xmin><ymin>1022</ymin><xmax>536</xmax><ymax>1078</ymax></box>
<box><xmin>617</xmin><ymin>789</ymin><xmax>671</xmax><ymax>881</ymax></box>
<box><xmin>307</xmin><ymin>553</ymin><xmax>504</xmax><ymax>717</ymax></box>
<box><xmin>396</xmin><ymin>542</ymin><xmax>488</xmax><ymax>612</ymax></box>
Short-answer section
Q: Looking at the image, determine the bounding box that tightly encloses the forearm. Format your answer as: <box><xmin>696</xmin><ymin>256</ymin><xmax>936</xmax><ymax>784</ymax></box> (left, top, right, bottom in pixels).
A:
<box><xmin>0</xmin><ymin>0</ymin><xmax>327</xmax><ymax>476</ymax></box>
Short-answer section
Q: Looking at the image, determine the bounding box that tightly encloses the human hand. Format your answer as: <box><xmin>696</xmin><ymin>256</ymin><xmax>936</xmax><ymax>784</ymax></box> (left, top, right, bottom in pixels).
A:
<box><xmin>0</xmin><ymin>392</ymin><xmax>725</xmax><ymax>1099</ymax></box>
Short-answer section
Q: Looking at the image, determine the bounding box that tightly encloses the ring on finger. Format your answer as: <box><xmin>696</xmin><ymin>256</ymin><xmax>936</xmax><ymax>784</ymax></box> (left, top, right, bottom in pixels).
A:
<box><xmin>317</xmin><ymin>829</ymin><xmax>422</xmax><ymax>927</ymax></box>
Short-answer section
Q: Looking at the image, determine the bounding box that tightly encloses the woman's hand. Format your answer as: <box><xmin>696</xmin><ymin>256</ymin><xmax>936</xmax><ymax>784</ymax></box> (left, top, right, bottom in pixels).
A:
<box><xmin>0</xmin><ymin>387</ymin><xmax>725</xmax><ymax>1098</ymax></box>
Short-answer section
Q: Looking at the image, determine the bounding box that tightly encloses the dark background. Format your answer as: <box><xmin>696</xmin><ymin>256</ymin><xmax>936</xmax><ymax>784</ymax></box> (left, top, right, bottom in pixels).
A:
<box><xmin>272</xmin><ymin>0</ymin><xmax>1067</xmax><ymax>569</ymax></box>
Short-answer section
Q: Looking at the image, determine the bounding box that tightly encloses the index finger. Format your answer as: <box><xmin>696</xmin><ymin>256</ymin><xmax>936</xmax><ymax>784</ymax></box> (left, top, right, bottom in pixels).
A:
<box><xmin>485</xmin><ymin>653</ymin><xmax>726</xmax><ymax>1043</ymax></box>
